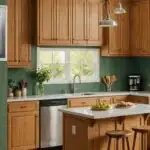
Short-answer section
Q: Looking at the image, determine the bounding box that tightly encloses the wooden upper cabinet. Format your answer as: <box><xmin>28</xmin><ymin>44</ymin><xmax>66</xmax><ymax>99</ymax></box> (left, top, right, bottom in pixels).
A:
<box><xmin>109</xmin><ymin>2</ymin><xmax>121</xmax><ymax>55</ymax></box>
<box><xmin>130</xmin><ymin>2</ymin><xmax>140</xmax><ymax>54</ymax></box>
<box><xmin>36</xmin><ymin>0</ymin><xmax>102</xmax><ymax>46</ymax></box>
<box><xmin>8</xmin><ymin>0</ymin><xmax>31</xmax><ymax>68</ymax></box>
<box><xmin>139</xmin><ymin>0</ymin><xmax>150</xmax><ymax>55</ymax></box>
<box><xmin>56</xmin><ymin>0</ymin><xmax>72</xmax><ymax>45</ymax></box>
<box><xmin>101</xmin><ymin>0</ymin><xmax>130</xmax><ymax>56</ymax></box>
<box><xmin>86</xmin><ymin>0</ymin><xmax>103</xmax><ymax>46</ymax></box>
<box><xmin>72</xmin><ymin>0</ymin><xmax>87</xmax><ymax>45</ymax></box>
<box><xmin>37</xmin><ymin>0</ymin><xmax>57</xmax><ymax>45</ymax></box>
<box><xmin>120</xmin><ymin>2</ymin><xmax>130</xmax><ymax>55</ymax></box>
<box><xmin>130</xmin><ymin>0</ymin><xmax>150</xmax><ymax>56</ymax></box>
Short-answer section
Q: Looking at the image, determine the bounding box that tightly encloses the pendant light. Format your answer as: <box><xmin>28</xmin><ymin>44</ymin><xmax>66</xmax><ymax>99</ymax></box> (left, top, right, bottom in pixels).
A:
<box><xmin>114</xmin><ymin>0</ymin><xmax>126</xmax><ymax>14</ymax></box>
<box><xmin>99</xmin><ymin>0</ymin><xmax>118</xmax><ymax>27</ymax></box>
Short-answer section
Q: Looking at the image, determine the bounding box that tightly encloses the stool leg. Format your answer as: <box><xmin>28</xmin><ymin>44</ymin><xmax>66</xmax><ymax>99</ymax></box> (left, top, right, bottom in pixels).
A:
<box><xmin>126</xmin><ymin>137</ymin><xmax>130</xmax><ymax>150</ymax></box>
<box><xmin>122</xmin><ymin>138</ymin><xmax>124</xmax><ymax>150</ymax></box>
<box><xmin>107</xmin><ymin>137</ymin><xmax>112</xmax><ymax>150</ymax></box>
<box><xmin>132</xmin><ymin>131</ymin><xmax>137</xmax><ymax>150</ymax></box>
<box><xmin>116</xmin><ymin>138</ymin><xmax>119</xmax><ymax>150</ymax></box>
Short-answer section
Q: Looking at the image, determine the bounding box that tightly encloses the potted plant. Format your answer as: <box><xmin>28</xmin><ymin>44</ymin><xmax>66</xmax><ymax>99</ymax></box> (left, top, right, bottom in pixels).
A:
<box><xmin>32</xmin><ymin>67</ymin><xmax>52</xmax><ymax>95</ymax></box>
<box><xmin>8</xmin><ymin>79</ymin><xmax>17</xmax><ymax>97</ymax></box>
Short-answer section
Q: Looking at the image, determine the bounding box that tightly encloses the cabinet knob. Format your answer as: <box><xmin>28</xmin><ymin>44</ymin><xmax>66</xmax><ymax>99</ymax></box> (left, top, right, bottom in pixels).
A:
<box><xmin>20</xmin><ymin>106</ymin><xmax>27</xmax><ymax>109</ymax></box>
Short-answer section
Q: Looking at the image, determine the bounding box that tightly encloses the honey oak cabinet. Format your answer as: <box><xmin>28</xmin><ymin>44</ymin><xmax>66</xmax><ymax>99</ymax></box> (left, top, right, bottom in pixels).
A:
<box><xmin>8</xmin><ymin>101</ymin><xmax>39</xmax><ymax>150</ymax></box>
<box><xmin>112</xmin><ymin>95</ymin><xmax>129</xmax><ymax>104</ymax></box>
<box><xmin>68</xmin><ymin>96</ymin><xmax>112</xmax><ymax>108</ymax></box>
<box><xmin>130</xmin><ymin>0</ymin><xmax>150</xmax><ymax>56</ymax></box>
<box><xmin>72</xmin><ymin>0</ymin><xmax>102</xmax><ymax>46</ymax></box>
<box><xmin>8</xmin><ymin>0</ymin><xmax>32</xmax><ymax>68</ymax></box>
<box><xmin>68</xmin><ymin>97</ymin><xmax>99</xmax><ymax>108</ymax></box>
<box><xmin>36</xmin><ymin>0</ymin><xmax>102</xmax><ymax>46</ymax></box>
<box><xmin>101</xmin><ymin>0</ymin><xmax>130</xmax><ymax>56</ymax></box>
<box><xmin>36</xmin><ymin>0</ymin><xmax>72</xmax><ymax>45</ymax></box>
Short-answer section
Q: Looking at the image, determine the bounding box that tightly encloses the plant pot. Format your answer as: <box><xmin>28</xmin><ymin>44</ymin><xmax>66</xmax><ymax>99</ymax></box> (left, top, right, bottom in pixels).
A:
<box><xmin>8</xmin><ymin>88</ymin><xmax>14</xmax><ymax>97</ymax></box>
<box><xmin>21</xmin><ymin>88</ymin><xmax>27</xmax><ymax>96</ymax></box>
<box><xmin>14</xmin><ymin>89</ymin><xmax>22</xmax><ymax>97</ymax></box>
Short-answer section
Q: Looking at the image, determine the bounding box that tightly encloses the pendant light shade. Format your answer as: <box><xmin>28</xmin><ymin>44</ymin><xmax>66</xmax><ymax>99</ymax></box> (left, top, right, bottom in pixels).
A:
<box><xmin>114</xmin><ymin>1</ymin><xmax>126</xmax><ymax>14</ymax></box>
<box><xmin>99</xmin><ymin>0</ymin><xmax>118</xmax><ymax>27</ymax></box>
<box><xmin>99</xmin><ymin>18</ymin><xmax>118</xmax><ymax>27</ymax></box>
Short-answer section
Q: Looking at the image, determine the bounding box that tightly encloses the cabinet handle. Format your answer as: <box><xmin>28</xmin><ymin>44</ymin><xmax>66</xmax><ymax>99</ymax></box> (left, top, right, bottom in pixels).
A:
<box><xmin>81</xmin><ymin>102</ymin><xmax>86</xmax><ymax>104</ymax></box>
<box><xmin>20</xmin><ymin>106</ymin><xmax>27</xmax><ymax>109</ymax></box>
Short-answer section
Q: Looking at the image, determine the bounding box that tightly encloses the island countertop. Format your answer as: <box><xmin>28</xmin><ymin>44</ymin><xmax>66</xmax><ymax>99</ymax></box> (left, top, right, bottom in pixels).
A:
<box><xmin>59</xmin><ymin>104</ymin><xmax>150</xmax><ymax>119</ymax></box>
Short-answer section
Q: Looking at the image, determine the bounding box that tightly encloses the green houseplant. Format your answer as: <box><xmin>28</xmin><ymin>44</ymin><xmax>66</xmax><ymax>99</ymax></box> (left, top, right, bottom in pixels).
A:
<box><xmin>33</xmin><ymin>67</ymin><xmax>52</xmax><ymax>95</ymax></box>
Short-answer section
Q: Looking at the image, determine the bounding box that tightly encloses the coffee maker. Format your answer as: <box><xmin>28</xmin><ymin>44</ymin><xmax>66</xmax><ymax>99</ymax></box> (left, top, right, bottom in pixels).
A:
<box><xmin>128</xmin><ymin>75</ymin><xmax>141</xmax><ymax>91</ymax></box>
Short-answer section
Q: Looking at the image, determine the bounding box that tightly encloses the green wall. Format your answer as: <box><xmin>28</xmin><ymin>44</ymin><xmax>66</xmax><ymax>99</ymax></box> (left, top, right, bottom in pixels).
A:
<box><xmin>8</xmin><ymin>46</ymin><xmax>134</xmax><ymax>95</ymax></box>
<box><xmin>0</xmin><ymin>1</ymin><xmax>7</xmax><ymax>150</ymax></box>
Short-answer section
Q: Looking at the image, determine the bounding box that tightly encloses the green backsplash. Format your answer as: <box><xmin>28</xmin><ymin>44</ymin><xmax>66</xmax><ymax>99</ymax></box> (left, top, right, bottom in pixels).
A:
<box><xmin>8</xmin><ymin>47</ymin><xmax>134</xmax><ymax>95</ymax></box>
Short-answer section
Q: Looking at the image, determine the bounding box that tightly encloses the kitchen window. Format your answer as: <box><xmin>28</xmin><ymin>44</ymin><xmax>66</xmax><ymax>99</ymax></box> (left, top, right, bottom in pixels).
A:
<box><xmin>37</xmin><ymin>48</ymin><xmax>100</xmax><ymax>84</ymax></box>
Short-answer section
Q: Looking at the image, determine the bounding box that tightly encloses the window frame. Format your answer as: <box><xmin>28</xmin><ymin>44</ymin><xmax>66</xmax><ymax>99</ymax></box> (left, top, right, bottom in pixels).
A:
<box><xmin>37</xmin><ymin>47</ymin><xmax>100</xmax><ymax>84</ymax></box>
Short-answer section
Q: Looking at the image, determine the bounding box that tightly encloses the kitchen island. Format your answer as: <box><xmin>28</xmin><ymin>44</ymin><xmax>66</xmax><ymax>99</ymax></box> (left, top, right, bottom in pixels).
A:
<box><xmin>60</xmin><ymin>104</ymin><xmax>150</xmax><ymax>150</ymax></box>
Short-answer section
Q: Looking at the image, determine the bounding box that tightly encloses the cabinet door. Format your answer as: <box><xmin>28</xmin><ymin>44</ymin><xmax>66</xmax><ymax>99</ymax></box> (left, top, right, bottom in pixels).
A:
<box><xmin>56</xmin><ymin>0</ymin><xmax>72</xmax><ymax>45</ymax></box>
<box><xmin>86</xmin><ymin>0</ymin><xmax>102</xmax><ymax>46</ymax></box>
<box><xmin>72</xmin><ymin>0</ymin><xmax>87</xmax><ymax>45</ymax></box>
<box><xmin>8</xmin><ymin>0</ymin><xmax>17</xmax><ymax>66</ymax></box>
<box><xmin>140</xmin><ymin>0</ymin><xmax>150</xmax><ymax>55</ymax></box>
<box><xmin>8</xmin><ymin>111</ymin><xmax>39</xmax><ymax>150</ymax></box>
<box><xmin>17</xmin><ymin>0</ymin><xmax>31</xmax><ymax>67</ymax></box>
<box><xmin>109</xmin><ymin>1</ymin><xmax>121</xmax><ymax>55</ymax></box>
<box><xmin>120</xmin><ymin>2</ymin><xmax>130</xmax><ymax>55</ymax></box>
<box><xmin>130</xmin><ymin>2</ymin><xmax>140</xmax><ymax>55</ymax></box>
<box><xmin>8</xmin><ymin>0</ymin><xmax>31</xmax><ymax>68</ymax></box>
<box><xmin>37</xmin><ymin>0</ymin><xmax>57</xmax><ymax>45</ymax></box>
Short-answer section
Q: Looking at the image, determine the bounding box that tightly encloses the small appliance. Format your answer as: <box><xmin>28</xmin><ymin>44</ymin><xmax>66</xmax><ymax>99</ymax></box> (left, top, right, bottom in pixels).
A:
<box><xmin>128</xmin><ymin>75</ymin><xmax>141</xmax><ymax>91</ymax></box>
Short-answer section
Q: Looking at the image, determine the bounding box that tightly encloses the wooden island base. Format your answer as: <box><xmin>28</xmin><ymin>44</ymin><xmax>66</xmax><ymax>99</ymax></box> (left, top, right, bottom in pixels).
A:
<box><xmin>63</xmin><ymin>114</ymin><xmax>149</xmax><ymax>150</ymax></box>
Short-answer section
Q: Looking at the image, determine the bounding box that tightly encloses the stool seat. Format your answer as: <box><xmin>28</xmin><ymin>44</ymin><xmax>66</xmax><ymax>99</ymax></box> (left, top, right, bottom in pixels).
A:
<box><xmin>132</xmin><ymin>126</ymin><xmax>150</xmax><ymax>133</ymax></box>
<box><xmin>132</xmin><ymin>126</ymin><xmax>150</xmax><ymax>150</ymax></box>
<box><xmin>106</xmin><ymin>130</ymin><xmax>132</xmax><ymax>150</ymax></box>
<box><xmin>106</xmin><ymin>130</ymin><xmax>132</xmax><ymax>138</ymax></box>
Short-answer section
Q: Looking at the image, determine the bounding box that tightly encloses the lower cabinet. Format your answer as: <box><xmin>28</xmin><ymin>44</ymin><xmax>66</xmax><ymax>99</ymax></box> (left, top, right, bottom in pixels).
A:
<box><xmin>68</xmin><ymin>96</ymin><xmax>112</xmax><ymax>108</ymax></box>
<box><xmin>68</xmin><ymin>97</ymin><xmax>99</xmax><ymax>108</ymax></box>
<box><xmin>128</xmin><ymin>96</ymin><xmax>150</xmax><ymax>104</ymax></box>
<box><xmin>112</xmin><ymin>96</ymin><xmax>129</xmax><ymax>104</ymax></box>
<box><xmin>8</xmin><ymin>101</ymin><xmax>39</xmax><ymax>150</ymax></box>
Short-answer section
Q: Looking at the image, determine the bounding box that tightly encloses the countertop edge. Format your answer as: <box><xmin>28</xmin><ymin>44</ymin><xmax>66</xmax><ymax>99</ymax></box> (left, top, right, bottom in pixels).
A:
<box><xmin>7</xmin><ymin>92</ymin><xmax>150</xmax><ymax>102</ymax></box>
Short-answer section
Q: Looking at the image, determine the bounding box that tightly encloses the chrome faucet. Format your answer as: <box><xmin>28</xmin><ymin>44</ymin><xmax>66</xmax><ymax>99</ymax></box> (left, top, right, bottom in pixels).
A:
<box><xmin>73</xmin><ymin>74</ymin><xmax>81</xmax><ymax>93</ymax></box>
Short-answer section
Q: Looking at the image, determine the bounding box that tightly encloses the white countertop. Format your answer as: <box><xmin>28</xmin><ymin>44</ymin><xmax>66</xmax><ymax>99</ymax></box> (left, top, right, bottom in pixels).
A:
<box><xmin>59</xmin><ymin>104</ymin><xmax>150</xmax><ymax>119</ymax></box>
<box><xmin>7</xmin><ymin>91</ymin><xmax>150</xmax><ymax>102</ymax></box>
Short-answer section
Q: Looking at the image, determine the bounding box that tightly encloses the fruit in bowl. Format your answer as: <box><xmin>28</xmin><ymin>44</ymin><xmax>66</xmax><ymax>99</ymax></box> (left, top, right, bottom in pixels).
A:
<box><xmin>91</xmin><ymin>102</ymin><xmax>112</xmax><ymax>111</ymax></box>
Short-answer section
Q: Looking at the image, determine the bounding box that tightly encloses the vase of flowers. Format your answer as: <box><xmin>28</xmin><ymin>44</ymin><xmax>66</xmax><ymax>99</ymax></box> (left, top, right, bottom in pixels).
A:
<box><xmin>33</xmin><ymin>67</ymin><xmax>52</xmax><ymax>95</ymax></box>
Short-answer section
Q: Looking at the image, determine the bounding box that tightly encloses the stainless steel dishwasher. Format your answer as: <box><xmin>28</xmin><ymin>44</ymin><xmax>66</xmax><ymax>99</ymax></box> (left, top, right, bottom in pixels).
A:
<box><xmin>40</xmin><ymin>99</ymin><xmax>67</xmax><ymax>149</ymax></box>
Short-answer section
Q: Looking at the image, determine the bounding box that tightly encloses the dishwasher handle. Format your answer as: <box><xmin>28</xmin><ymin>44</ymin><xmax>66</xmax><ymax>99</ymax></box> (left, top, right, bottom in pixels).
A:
<box><xmin>40</xmin><ymin>99</ymin><xmax>67</xmax><ymax>106</ymax></box>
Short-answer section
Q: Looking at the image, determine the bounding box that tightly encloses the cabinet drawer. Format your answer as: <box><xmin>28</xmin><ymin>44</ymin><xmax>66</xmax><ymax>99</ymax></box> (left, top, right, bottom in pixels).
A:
<box><xmin>99</xmin><ymin>97</ymin><xmax>112</xmax><ymax>104</ymax></box>
<box><xmin>8</xmin><ymin>101</ymin><xmax>39</xmax><ymax>112</ymax></box>
<box><xmin>112</xmin><ymin>96</ymin><xmax>128</xmax><ymax>104</ymax></box>
<box><xmin>68</xmin><ymin>97</ymin><xmax>98</xmax><ymax>108</ymax></box>
<box><xmin>130</xmin><ymin>96</ymin><xmax>149</xmax><ymax>104</ymax></box>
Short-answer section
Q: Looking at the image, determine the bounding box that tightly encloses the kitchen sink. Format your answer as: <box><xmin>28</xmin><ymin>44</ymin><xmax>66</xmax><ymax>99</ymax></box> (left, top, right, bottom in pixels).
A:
<box><xmin>73</xmin><ymin>92</ymin><xmax>98</xmax><ymax>96</ymax></box>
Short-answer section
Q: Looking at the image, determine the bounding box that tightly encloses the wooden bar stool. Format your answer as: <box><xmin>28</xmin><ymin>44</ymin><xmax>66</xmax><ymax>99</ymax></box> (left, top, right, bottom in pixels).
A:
<box><xmin>106</xmin><ymin>130</ymin><xmax>132</xmax><ymax>150</ymax></box>
<box><xmin>132</xmin><ymin>126</ymin><xmax>150</xmax><ymax>150</ymax></box>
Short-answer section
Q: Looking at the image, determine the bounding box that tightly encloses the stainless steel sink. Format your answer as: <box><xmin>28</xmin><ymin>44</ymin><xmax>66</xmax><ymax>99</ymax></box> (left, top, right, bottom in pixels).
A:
<box><xmin>73</xmin><ymin>92</ymin><xmax>97</xmax><ymax>96</ymax></box>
